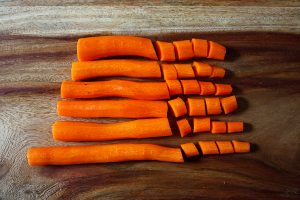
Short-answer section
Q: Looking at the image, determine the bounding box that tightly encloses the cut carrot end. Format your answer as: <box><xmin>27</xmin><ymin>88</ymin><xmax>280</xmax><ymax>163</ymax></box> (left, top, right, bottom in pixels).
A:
<box><xmin>227</xmin><ymin>122</ymin><xmax>244</xmax><ymax>133</ymax></box>
<box><xmin>220</xmin><ymin>96</ymin><xmax>238</xmax><ymax>114</ymax></box>
<box><xmin>193</xmin><ymin>62</ymin><xmax>212</xmax><ymax>77</ymax></box>
<box><xmin>168</xmin><ymin>97</ymin><xmax>187</xmax><ymax>118</ymax></box>
<box><xmin>166</xmin><ymin>80</ymin><xmax>183</xmax><ymax>96</ymax></box>
<box><xmin>187</xmin><ymin>98</ymin><xmax>206</xmax><ymax>116</ymax></box>
<box><xmin>199</xmin><ymin>81</ymin><xmax>216</xmax><ymax>95</ymax></box>
<box><xmin>161</xmin><ymin>64</ymin><xmax>177</xmax><ymax>80</ymax></box>
<box><xmin>232</xmin><ymin>140</ymin><xmax>250</xmax><ymax>153</ymax></box>
<box><xmin>205</xmin><ymin>98</ymin><xmax>222</xmax><ymax>115</ymax></box>
<box><xmin>180</xmin><ymin>143</ymin><xmax>199</xmax><ymax>157</ymax></box>
<box><xmin>192</xmin><ymin>38</ymin><xmax>208</xmax><ymax>58</ymax></box>
<box><xmin>211</xmin><ymin>121</ymin><xmax>227</xmax><ymax>134</ymax></box>
<box><xmin>155</xmin><ymin>41</ymin><xmax>176</xmax><ymax>62</ymax></box>
<box><xmin>198</xmin><ymin>141</ymin><xmax>219</xmax><ymax>155</ymax></box>
<box><xmin>216</xmin><ymin>141</ymin><xmax>234</xmax><ymax>154</ymax></box>
<box><xmin>193</xmin><ymin>117</ymin><xmax>211</xmax><ymax>133</ymax></box>
<box><xmin>176</xmin><ymin>118</ymin><xmax>192</xmax><ymax>137</ymax></box>
<box><xmin>215</xmin><ymin>84</ymin><xmax>233</xmax><ymax>96</ymax></box>
<box><xmin>207</xmin><ymin>41</ymin><xmax>226</xmax><ymax>60</ymax></box>
<box><xmin>174</xmin><ymin>64</ymin><xmax>195</xmax><ymax>78</ymax></box>
<box><xmin>210</xmin><ymin>66</ymin><xmax>226</xmax><ymax>78</ymax></box>
<box><xmin>173</xmin><ymin>40</ymin><xmax>194</xmax><ymax>60</ymax></box>
<box><xmin>180</xmin><ymin>80</ymin><xmax>200</xmax><ymax>95</ymax></box>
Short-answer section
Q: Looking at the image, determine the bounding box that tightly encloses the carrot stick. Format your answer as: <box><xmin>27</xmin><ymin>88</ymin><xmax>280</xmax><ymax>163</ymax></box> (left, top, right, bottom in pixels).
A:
<box><xmin>173</xmin><ymin>40</ymin><xmax>194</xmax><ymax>60</ymax></box>
<box><xmin>216</xmin><ymin>141</ymin><xmax>234</xmax><ymax>154</ymax></box>
<box><xmin>232</xmin><ymin>140</ymin><xmax>250</xmax><ymax>153</ymax></box>
<box><xmin>187</xmin><ymin>98</ymin><xmax>206</xmax><ymax>116</ymax></box>
<box><xmin>192</xmin><ymin>39</ymin><xmax>208</xmax><ymax>58</ymax></box>
<box><xmin>210</xmin><ymin>66</ymin><xmax>226</xmax><ymax>78</ymax></box>
<box><xmin>71</xmin><ymin>59</ymin><xmax>161</xmax><ymax>81</ymax></box>
<box><xmin>227</xmin><ymin>122</ymin><xmax>244</xmax><ymax>133</ymax></box>
<box><xmin>176</xmin><ymin>118</ymin><xmax>192</xmax><ymax>137</ymax></box>
<box><xmin>211</xmin><ymin>121</ymin><xmax>227</xmax><ymax>134</ymax></box>
<box><xmin>155</xmin><ymin>41</ymin><xmax>176</xmax><ymax>62</ymax></box>
<box><xmin>220</xmin><ymin>96</ymin><xmax>238</xmax><ymax>114</ymax></box>
<box><xmin>168</xmin><ymin>97</ymin><xmax>187</xmax><ymax>117</ymax></box>
<box><xmin>215</xmin><ymin>84</ymin><xmax>233</xmax><ymax>96</ymax></box>
<box><xmin>207</xmin><ymin>41</ymin><xmax>226</xmax><ymax>60</ymax></box>
<box><xmin>193</xmin><ymin>117</ymin><xmax>211</xmax><ymax>133</ymax></box>
<box><xmin>77</xmin><ymin>36</ymin><xmax>157</xmax><ymax>61</ymax></box>
<box><xmin>57</xmin><ymin>100</ymin><xmax>168</xmax><ymax>118</ymax></box>
<box><xmin>174</xmin><ymin>64</ymin><xmax>195</xmax><ymax>78</ymax></box>
<box><xmin>161</xmin><ymin>64</ymin><xmax>177</xmax><ymax>80</ymax></box>
<box><xmin>198</xmin><ymin>141</ymin><xmax>219</xmax><ymax>155</ymax></box>
<box><xmin>199</xmin><ymin>81</ymin><xmax>216</xmax><ymax>95</ymax></box>
<box><xmin>180</xmin><ymin>80</ymin><xmax>200</xmax><ymax>95</ymax></box>
<box><xmin>205</xmin><ymin>98</ymin><xmax>222</xmax><ymax>115</ymax></box>
<box><xmin>193</xmin><ymin>62</ymin><xmax>212</xmax><ymax>77</ymax></box>
<box><xmin>27</xmin><ymin>143</ymin><xmax>184</xmax><ymax>166</ymax></box>
<box><xmin>53</xmin><ymin>118</ymin><xmax>172</xmax><ymax>142</ymax></box>
<box><xmin>61</xmin><ymin>80</ymin><xmax>170</xmax><ymax>100</ymax></box>
<box><xmin>166</xmin><ymin>80</ymin><xmax>183</xmax><ymax>96</ymax></box>
<box><xmin>180</xmin><ymin>143</ymin><xmax>199</xmax><ymax>157</ymax></box>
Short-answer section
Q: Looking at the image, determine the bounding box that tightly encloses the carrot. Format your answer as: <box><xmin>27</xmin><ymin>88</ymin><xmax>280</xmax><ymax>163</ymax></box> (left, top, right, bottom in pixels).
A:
<box><xmin>192</xmin><ymin>39</ymin><xmax>208</xmax><ymax>58</ymax></box>
<box><xmin>71</xmin><ymin>59</ymin><xmax>161</xmax><ymax>81</ymax></box>
<box><xmin>77</xmin><ymin>36</ymin><xmax>157</xmax><ymax>61</ymax></box>
<box><xmin>168</xmin><ymin>97</ymin><xmax>187</xmax><ymax>117</ymax></box>
<box><xmin>173</xmin><ymin>40</ymin><xmax>194</xmax><ymax>60</ymax></box>
<box><xmin>198</xmin><ymin>141</ymin><xmax>219</xmax><ymax>155</ymax></box>
<box><xmin>220</xmin><ymin>96</ymin><xmax>238</xmax><ymax>114</ymax></box>
<box><xmin>61</xmin><ymin>80</ymin><xmax>170</xmax><ymax>100</ymax></box>
<box><xmin>27</xmin><ymin>143</ymin><xmax>184</xmax><ymax>166</ymax></box>
<box><xmin>180</xmin><ymin>80</ymin><xmax>200</xmax><ymax>95</ymax></box>
<box><xmin>211</xmin><ymin>121</ymin><xmax>227</xmax><ymax>134</ymax></box>
<box><xmin>210</xmin><ymin>66</ymin><xmax>226</xmax><ymax>78</ymax></box>
<box><xmin>199</xmin><ymin>81</ymin><xmax>216</xmax><ymax>95</ymax></box>
<box><xmin>215</xmin><ymin>84</ymin><xmax>232</xmax><ymax>96</ymax></box>
<box><xmin>176</xmin><ymin>118</ymin><xmax>192</xmax><ymax>137</ymax></box>
<box><xmin>174</xmin><ymin>64</ymin><xmax>195</xmax><ymax>78</ymax></box>
<box><xmin>193</xmin><ymin>62</ymin><xmax>212</xmax><ymax>77</ymax></box>
<box><xmin>180</xmin><ymin>143</ymin><xmax>199</xmax><ymax>157</ymax></box>
<box><xmin>166</xmin><ymin>80</ymin><xmax>183</xmax><ymax>96</ymax></box>
<box><xmin>232</xmin><ymin>140</ymin><xmax>250</xmax><ymax>153</ymax></box>
<box><xmin>207</xmin><ymin>41</ymin><xmax>226</xmax><ymax>60</ymax></box>
<box><xmin>205</xmin><ymin>98</ymin><xmax>222</xmax><ymax>115</ymax></box>
<box><xmin>161</xmin><ymin>64</ymin><xmax>177</xmax><ymax>80</ymax></box>
<box><xmin>57</xmin><ymin>100</ymin><xmax>168</xmax><ymax>118</ymax></box>
<box><xmin>227</xmin><ymin>122</ymin><xmax>244</xmax><ymax>133</ymax></box>
<box><xmin>187</xmin><ymin>98</ymin><xmax>206</xmax><ymax>116</ymax></box>
<box><xmin>216</xmin><ymin>141</ymin><xmax>234</xmax><ymax>154</ymax></box>
<box><xmin>193</xmin><ymin>117</ymin><xmax>211</xmax><ymax>133</ymax></box>
<box><xmin>155</xmin><ymin>41</ymin><xmax>176</xmax><ymax>62</ymax></box>
<box><xmin>53</xmin><ymin>118</ymin><xmax>172</xmax><ymax>142</ymax></box>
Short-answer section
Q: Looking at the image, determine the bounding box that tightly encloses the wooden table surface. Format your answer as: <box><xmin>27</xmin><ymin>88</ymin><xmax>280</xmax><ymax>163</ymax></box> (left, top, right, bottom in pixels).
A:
<box><xmin>0</xmin><ymin>1</ymin><xmax>300</xmax><ymax>199</ymax></box>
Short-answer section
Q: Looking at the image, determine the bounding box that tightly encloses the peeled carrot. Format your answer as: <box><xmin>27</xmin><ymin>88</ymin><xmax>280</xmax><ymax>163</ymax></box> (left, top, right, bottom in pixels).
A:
<box><xmin>216</xmin><ymin>141</ymin><xmax>234</xmax><ymax>154</ymax></box>
<box><xmin>193</xmin><ymin>62</ymin><xmax>212</xmax><ymax>77</ymax></box>
<box><xmin>232</xmin><ymin>140</ymin><xmax>250</xmax><ymax>153</ymax></box>
<box><xmin>198</xmin><ymin>141</ymin><xmax>219</xmax><ymax>155</ymax></box>
<box><xmin>61</xmin><ymin>80</ymin><xmax>170</xmax><ymax>100</ymax></box>
<box><xmin>227</xmin><ymin>122</ymin><xmax>244</xmax><ymax>133</ymax></box>
<box><xmin>155</xmin><ymin>41</ymin><xmax>176</xmax><ymax>61</ymax></box>
<box><xmin>77</xmin><ymin>36</ymin><xmax>157</xmax><ymax>61</ymax></box>
<box><xmin>27</xmin><ymin>143</ymin><xmax>184</xmax><ymax>166</ymax></box>
<box><xmin>180</xmin><ymin>80</ymin><xmax>200</xmax><ymax>95</ymax></box>
<box><xmin>211</xmin><ymin>121</ymin><xmax>227</xmax><ymax>134</ymax></box>
<box><xmin>166</xmin><ymin>80</ymin><xmax>183</xmax><ymax>96</ymax></box>
<box><xmin>168</xmin><ymin>97</ymin><xmax>187</xmax><ymax>117</ymax></box>
<box><xmin>174</xmin><ymin>64</ymin><xmax>195</xmax><ymax>78</ymax></box>
<box><xmin>173</xmin><ymin>40</ymin><xmax>194</xmax><ymax>60</ymax></box>
<box><xmin>192</xmin><ymin>39</ymin><xmax>208</xmax><ymax>58</ymax></box>
<box><xmin>57</xmin><ymin>100</ymin><xmax>168</xmax><ymax>118</ymax></box>
<box><xmin>187</xmin><ymin>98</ymin><xmax>206</xmax><ymax>116</ymax></box>
<box><xmin>53</xmin><ymin>118</ymin><xmax>172</xmax><ymax>142</ymax></box>
<box><xmin>180</xmin><ymin>143</ymin><xmax>199</xmax><ymax>157</ymax></box>
<box><xmin>193</xmin><ymin>117</ymin><xmax>211</xmax><ymax>133</ymax></box>
<box><xmin>161</xmin><ymin>64</ymin><xmax>177</xmax><ymax>80</ymax></box>
<box><xmin>205</xmin><ymin>98</ymin><xmax>222</xmax><ymax>115</ymax></box>
<box><xmin>207</xmin><ymin>41</ymin><xmax>226</xmax><ymax>60</ymax></box>
<box><xmin>220</xmin><ymin>96</ymin><xmax>238</xmax><ymax>114</ymax></box>
<box><xmin>210</xmin><ymin>66</ymin><xmax>226</xmax><ymax>78</ymax></box>
<box><xmin>199</xmin><ymin>81</ymin><xmax>216</xmax><ymax>95</ymax></box>
<box><xmin>176</xmin><ymin>118</ymin><xmax>192</xmax><ymax>137</ymax></box>
<box><xmin>215</xmin><ymin>84</ymin><xmax>233</xmax><ymax>96</ymax></box>
<box><xmin>71</xmin><ymin>59</ymin><xmax>161</xmax><ymax>81</ymax></box>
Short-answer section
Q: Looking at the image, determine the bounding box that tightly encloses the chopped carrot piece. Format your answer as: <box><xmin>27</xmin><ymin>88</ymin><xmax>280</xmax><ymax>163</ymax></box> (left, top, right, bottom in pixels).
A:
<box><xmin>187</xmin><ymin>98</ymin><xmax>206</xmax><ymax>116</ymax></box>
<box><xmin>174</xmin><ymin>64</ymin><xmax>195</xmax><ymax>78</ymax></box>
<box><xmin>168</xmin><ymin>97</ymin><xmax>187</xmax><ymax>117</ymax></box>
<box><xmin>220</xmin><ymin>96</ymin><xmax>238</xmax><ymax>114</ymax></box>
<box><xmin>192</xmin><ymin>39</ymin><xmax>208</xmax><ymax>58</ymax></box>
<box><xmin>161</xmin><ymin>64</ymin><xmax>177</xmax><ymax>80</ymax></box>
<box><xmin>207</xmin><ymin>41</ymin><xmax>226</xmax><ymax>60</ymax></box>
<box><xmin>173</xmin><ymin>40</ymin><xmax>194</xmax><ymax>60</ymax></box>
<box><xmin>193</xmin><ymin>62</ymin><xmax>212</xmax><ymax>77</ymax></box>
<box><xmin>180</xmin><ymin>143</ymin><xmax>199</xmax><ymax>157</ymax></box>
<box><xmin>227</xmin><ymin>122</ymin><xmax>244</xmax><ymax>133</ymax></box>
<box><xmin>155</xmin><ymin>41</ymin><xmax>176</xmax><ymax>62</ymax></box>
<box><xmin>210</xmin><ymin>66</ymin><xmax>226</xmax><ymax>78</ymax></box>
<box><xmin>199</xmin><ymin>81</ymin><xmax>216</xmax><ymax>95</ymax></box>
<box><xmin>215</xmin><ymin>84</ymin><xmax>232</xmax><ymax>96</ymax></box>
<box><xmin>216</xmin><ymin>141</ymin><xmax>234</xmax><ymax>154</ymax></box>
<box><xmin>166</xmin><ymin>80</ymin><xmax>183</xmax><ymax>96</ymax></box>
<box><xmin>180</xmin><ymin>80</ymin><xmax>200</xmax><ymax>95</ymax></box>
<box><xmin>176</xmin><ymin>118</ymin><xmax>192</xmax><ymax>137</ymax></box>
<box><xmin>232</xmin><ymin>140</ymin><xmax>250</xmax><ymax>153</ymax></box>
<box><xmin>205</xmin><ymin>98</ymin><xmax>222</xmax><ymax>115</ymax></box>
<box><xmin>198</xmin><ymin>141</ymin><xmax>219</xmax><ymax>155</ymax></box>
<box><xmin>193</xmin><ymin>117</ymin><xmax>211</xmax><ymax>133</ymax></box>
<box><xmin>211</xmin><ymin>121</ymin><xmax>227</xmax><ymax>134</ymax></box>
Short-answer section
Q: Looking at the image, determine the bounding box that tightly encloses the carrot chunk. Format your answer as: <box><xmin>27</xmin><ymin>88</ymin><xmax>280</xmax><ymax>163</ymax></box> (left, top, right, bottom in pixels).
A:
<box><xmin>173</xmin><ymin>40</ymin><xmax>194</xmax><ymax>60</ymax></box>
<box><xmin>215</xmin><ymin>84</ymin><xmax>233</xmax><ymax>96</ymax></box>
<box><xmin>161</xmin><ymin>64</ymin><xmax>177</xmax><ymax>80</ymax></box>
<box><xmin>216</xmin><ymin>141</ymin><xmax>234</xmax><ymax>154</ymax></box>
<box><xmin>174</xmin><ymin>64</ymin><xmax>195</xmax><ymax>78</ymax></box>
<box><xmin>176</xmin><ymin>118</ymin><xmax>192</xmax><ymax>137</ymax></box>
<box><xmin>205</xmin><ymin>98</ymin><xmax>222</xmax><ymax>115</ymax></box>
<box><xmin>220</xmin><ymin>96</ymin><xmax>238</xmax><ymax>114</ymax></box>
<box><xmin>198</xmin><ymin>141</ymin><xmax>219</xmax><ymax>155</ymax></box>
<box><xmin>193</xmin><ymin>62</ymin><xmax>212</xmax><ymax>77</ymax></box>
<box><xmin>155</xmin><ymin>41</ymin><xmax>176</xmax><ymax>61</ymax></box>
<box><xmin>187</xmin><ymin>98</ymin><xmax>206</xmax><ymax>116</ymax></box>
<box><xmin>227</xmin><ymin>122</ymin><xmax>244</xmax><ymax>133</ymax></box>
<box><xmin>193</xmin><ymin>117</ymin><xmax>211</xmax><ymax>133</ymax></box>
<box><xmin>180</xmin><ymin>80</ymin><xmax>200</xmax><ymax>95</ymax></box>
<box><xmin>166</xmin><ymin>80</ymin><xmax>183</xmax><ymax>96</ymax></box>
<box><xmin>207</xmin><ymin>41</ymin><xmax>226</xmax><ymax>60</ymax></box>
<box><xmin>210</xmin><ymin>66</ymin><xmax>226</xmax><ymax>78</ymax></box>
<box><xmin>199</xmin><ymin>81</ymin><xmax>216</xmax><ymax>95</ymax></box>
<box><xmin>232</xmin><ymin>140</ymin><xmax>250</xmax><ymax>153</ymax></box>
<box><xmin>168</xmin><ymin>97</ymin><xmax>187</xmax><ymax>117</ymax></box>
<box><xmin>211</xmin><ymin>121</ymin><xmax>227</xmax><ymax>134</ymax></box>
<box><xmin>192</xmin><ymin>39</ymin><xmax>208</xmax><ymax>58</ymax></box>
<box><xmin>180</xmin><ymin>143</ymin><xmax>199</xmax><ymax>157</ymax></box>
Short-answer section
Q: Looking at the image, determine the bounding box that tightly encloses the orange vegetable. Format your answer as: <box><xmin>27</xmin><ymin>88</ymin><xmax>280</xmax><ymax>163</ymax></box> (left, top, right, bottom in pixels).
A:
<box><xmin>192</xmin><ymin>39</ymin><xmax>208</xmax><ymax>58</ymax></box>
<box><xmin>53</xmin><ymin>118</ymin><xmax>172</xmax><ymax>142</ymax></box>
<box><xmin>227</xmin><ymin>122</ymin><xmax>244</xmax><ymax>133</ymax></box>
<box><xmin>61</xmin><ymin>80</ymin><xmax>170</xmax><ymax>100</ymax></box>
<box><xmin>187</xmin><ymin>98</ymin><xmax>206</xmax><ymax>116</ymax></box>
<box><xmin>176</xmin><ymin>118</ymin><xmax>192</xmax><ymax>137</ymax></box>
<box><xmin>205</xmin><ymin>98</ymin><xmax>222</xmax><ymax>115</ymax></box>
<box><xmin>27</xmin><ymin>143</ymin><xmax>184</xmax><ymax>166</ymax></box>
<box><xmin>180</xmin><ymin>80</ymin><xmax>200</xmax><ymax>95</ymax></box>
<box><xmin>193</xmin><ymin>62</ymin><xmax>212</xmax><ymax>77</ymax></box>
<box><xmin>210</xmin><ymin>66</ymin><xmax>226</xmax><ymax>78</ymax></box>
<box><xmin>198</xmin><ymin>141</ymin><xmax>219</xmax><ymax>155</ymax></box>
<box><xmin>174</xmin><ymin>64</ymin><xmax>195</xmax><ymax>78</ymax></box>
<box><xmin>215</xmin><ymin>84</ymin><xmax>232</xmax><ymax>96</ymax></box>
<box><xmin>173</xmin><ymin>40</ymin><xmax>194</xmax><ymax>60</ymax></box>
<box><xmin>71</xmin><ymin>59</ymin><xmax>161</xmax><ymax>81</ymax></box>
<box><xmin>193</xmin><ymin>117</ymin><xmax>211</xmax><ymax>133</ymax></box>
<box><xmin>168</xmin><ymin>97</ymin><xmax>187</xmax><ymax>117</ymax></box>
<box><xmin>199</xmin><ymin>81</ymin><xmax>216</xmax><ymax>95</ymax></box>
<box><xmin>161</xmin><ymin>64</ymin><xmax>177</xmax><ymax>80</ymax></box>
<box><xmin>57</xmin><ymin>100</ymin><xmax>168</xmax><ymax>118</ymax></box>
<box><xmin>220</xmin><ymin>96</ymin><xmax>238</xmax><ymax>114</ymax></box>
<box><xmin>155</xmin><ymin>41</ymin><xmax>176</xmax><ymax>61</ymax></box>
<box><xmin>211</xmin><ymin>121</ymin><xmax>227</xmax><ymax>134</ymax></box>
<box><xmin>216</xmin><ymin>141</ymin><xmax>234</xmax><ymax>154</ymax></box>
<box><xmin>166</xmin><ymin>80</ymin><xmax>183</xmax><ymax>96</ymax></box>
<box><xmin>232</xmin><ymin>140</ymin><xmax>250</xmax><ymax>153</ymax></box>
<box><xmin>207</xmin><ymin>41</ymin><xmax>226</xmax><ymax>60</ymax></box>
<box><xmin>77</xmin><ymin>35</ymin><xmax>157</xmax><ymax>61</ymax></box>
<box><xmin>180</xmin><ymin>143</ymin><xmax>199</xmax><ymax>157</ymax></box>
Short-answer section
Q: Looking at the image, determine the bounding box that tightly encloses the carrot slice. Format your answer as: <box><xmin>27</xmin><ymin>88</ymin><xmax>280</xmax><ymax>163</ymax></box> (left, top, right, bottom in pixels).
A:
<box><xmin>198</xmin><ymin>141</ymin><xmax>219</xmax><ymax>155</ymax></box>
<box><xmin>168</xmin><ymin>97</ymin><xmax>187</xmax><ymax>117</ymax></box>
<box><xmin>232</xmin><ymin>140</ymin><xmax>250</xmax><ymax>153</ymax></box>
<box><xmin>57</xmin><ymin>100</ymin><xmax>168</xmax><ymax>118</ymax></box>
<box><xmin>205</xmin><ymin>98</ymin><xmax>222</xmax><ymax>115</ymax></box>
<box><xmin>180</xmin><ymin>143</ymin><xmax>199</xmax><ymax>157</ymax></box>
<box><xmin>77</xmin><ymin>35</ymin><xmax>157</xmax><ymax>61</ymax></box>
<box><xmin>211</xmin><ymin>121</ymin><xmax>227</xmax><ymax>134</ymax></box>
<box><xmin>155</xmin><ymin>41</ymin><xmax>176</xmax><ymax>62</ymax></box>
<box><xmin>193</xmin><ymin>62</ymin><xmax>212</xmax><ymax>77</ymax></box>
<box><xmin>215</xmin><ymin>84</ymin><xmax>233</xmax><ymax>96</ymax></box>
<box><xmin>207</xmin><ymin>41</ymin><xmax>226</xmax><ymax>60</ymax></box>
<box><xmin>199</xmin><ymin>81</ymin><xmax>216</xmax><ymax>95</ymax></box>
<box><xmin>161</xmin><ymin>64</ymin><xmax>177</xmax><ymax>80</ymax></box>
<box><xmin>180</xmin><ymin>80</ymin><xmax>200</xmax><ymax>95</ymax></box>
<box><xmin>166</xmin><ymin>80</ymin><xmax>183</xmax><ymax>96</ymax></box>
<box><xmin>220</xmin><ymin>96</ymin><xmax>238</xmax><ymax>114</ymax></box>
<box><xmin>216</xmin><ymin>141</ymin><xmax>234</xmax><ymax>154</ymax></box>
<box><xmin>227</xmin><ymin>122</ymin><xmax>244</xmax><ymax>133</ymax></box>
<box><xmin>187</xmin><ymin>98</ymin><xmax>206</xmax><ymax>116</ymax></box>
<box><xmin>174</xmin><ymin>64</ymin><xmax>195</xmax><ymax>78</ymax></box>
<box><xmin>176</xmin><ymin>118</ymin><xmax>192</xmax><ymax>137</ymax></box>
<box><xmin>193</xmin><ymin>117</ymin><xmax>211</xmax><ymax>133</ymax></box>
<box><xmin>210</xmin><ymin>66</ymin><xmax>226</xmax><ymax>78</ymax></box>
<box><xmin>192</xmin><ymin>39</ymin><xmax>208</xmax><ymax>58</ymax></box>
<box><xmin>173</xmin><ymin>40</ymin><xmax>194</xmax><ymax>60</ymax></box>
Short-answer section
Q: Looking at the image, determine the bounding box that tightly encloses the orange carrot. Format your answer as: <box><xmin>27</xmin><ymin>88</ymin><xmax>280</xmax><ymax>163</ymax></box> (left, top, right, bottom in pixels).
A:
<box><xmin>220</xmin><ymin>96</ymin><xmax>238</xmax><ymax>114</ymax></box>
<box><xmin>71</xmin><ymin>59</ymin><xmax>161</xmax><ymax>81</ymax></box>
<box><xmin>161</xmin><ymin>64</ymin><xmax>177</xmax><ymax>80</ymax></box>
<box><xmin>207</xmin><ymin>41</ymin><xmax>226</xmax><ymax>60</ymax></box>
<box><xmin>53</xmin><ymin>118</ymin><xmax>172</xmax><ymax>142</ymax></box>
<box><xmin>180</xmin><ymin>143</ymin><xmax>199</xmax><ymax>157</ymax></box>
<box><xmin>210</xmin><ymin>66</ymin><xmax>226</xmax><ymax>78</ymax></box>
<box><xmin>155</xmin><ymin>41</ymin><xmax>176</xmax><ymax>62</ymax></box>
<box><xmin>166</xmin><ymin>80</ymin><xmax>183</xmax><ymax>96</ymax></box>
<box><xmin>180</xmin><ymin>80</ymin><xmax>200</xmax><ymax>95</ymax></box>
<box><xmin>187</xmin><ymin>98</ymin><xmax>206</xmax><ymax>116</ymax></box>
<box><xmin>174</xmin><ymin>64</ymin><xmax>195</xmax><ymax>78</ymax></box>
<box><xmin>27</xmin><ymin>143</ymin><xmax>184</xmax><ymax>166</ymax></box>
<box><xmin>193</xmin><ymin>117</ymin><xmax>211</xmax><ymax>133</ymax></box>
<box><xmin>61</xmin><ymin>80</ymin><xmax>170</xmax><ymax>100</ymax></box>
<box><xmin>192</xmin><ymin>39</ymin><xmax>208</xmax><ymax>58</ymax></box>
<box><xmin>77</xmin><ymin>36</ymin><xmax>157</xmax><ymax>61</ymax></box>
<box><xmin>211</xmin><ymin>121</ymin><xmax>227</xmax><ymax>134</ymax></box>
<box><xmin>216</xmin><ymin>141</ymin><xmax>234</xmax><ymax>154</ymax></box>
<box><xmin>215</xmin><ymin>84</ymin><xmax>232</xmax><ymax>96</ymax></box>
<box><xmin>176</xmin><ymin>118</ymin><xmax>192</xmax><ymax>137</ymax></box>
<box><xmin>199</xmin><ymin>81</ymin><xmax>216</xmax><ymax>95</ymax></box>
<box><xmin>168</xmin><ymin>97</ymin><xmax>187</xmax><ymax>117</ymax></box>
<box><xmin>232</xmin><ymin>140</ymin><xmax>250</xmax><ymax>153</ymax></box>
<box><xmin>57</xmin><ymin>100</ymin><xmax>168</xmax><ymax>118</ymax></box>
<box><xmin>205</xmin><ymin>98</ymin><xmax>222</xmax><ymax>115</ymax></box>
<box><xmin>193</xmin><ymin>62</ymin><xmax>212</xmax><ymax>77</ymax></box>
<box><xmin>173</xmin><ymin>40</ymin><xmax>194</xmax><ymax>60</ymax></box>
<box><xmin>198</xmin><ymin>141</ymin><xmax>219</xmax><ymax>155</ymax></box>
<box><xmin>227</xmin><ymin>122</ymin><xmax>244</xmax><ymax>133</ymax></box>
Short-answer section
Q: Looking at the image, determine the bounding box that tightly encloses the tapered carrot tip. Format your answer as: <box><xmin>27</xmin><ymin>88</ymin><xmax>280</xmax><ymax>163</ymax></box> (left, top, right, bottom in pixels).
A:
<box><xmin>205</xmin><ymin>98</ymin><xmax>222</xmax><ymax>115</ymax></box>
<box><xmin>168</xmin><ymin>97</ymin><xmax>187</xmax><ymax>118</ymax></box>
<box><xmin>192</xmin><ymin>39</ymin><xmax>208</xmax><ymax>58</ymax></box>
<box><xmin>227</xmin><ymin>122</ymin><xmax>244</xmax><ymax>133</ymax></box>
<box><xmin>211</xmin><ymin>121</ymin><xmax>227</xmax><ymax>134</ymax></box>
<box><xmin>220</xmin><ymin>96</ymin><xmax>238</xmax><ymax>114</ymax></box>
<box><xmin>215</xmin><ymin>84</ymin><xmax>233</xmax><ymax>96</ymax></box>
<box><xmin>166</xmin><ymin>80</ymin><xmax>183</xmax><ymax>96</ymax></box>
<box><xmin>216</xmin><ymin>141</ymin><xmax>234</xmax><ymax>154</ymax></box>
<box><xmin>180</xmin><ymin>143</ymin><xmax>199</xmax><ymax>158</ymax></box>
<box><xmin>232</xmin><ymin>140</ymin><xmax>250</xmax><ymax>153</ymax></box>
<box><xmin>173</xmin><ymin>40</ymin><xmax>194</xmax><ymax>60</ymax></box>
<box><xmin>174</xmin><ymin>64</ymin><xmax>195</xmax><ymax>78</ymax></box>
<box><xmin>193</xmin><ymin>62</ymin><xmax>212</xmax><ymax>77</ymax></box>
<box><xmin>155</xmin><ymin>41</ymin><xmax>176</xmax><ymax>62</ymax></box>
<box><xmin>210</xmin><ymin>66</ymin><xmax>226</xmax><ymax>78</ymax></box>
<box><xmin>198</xmin><ymin>141</ymin><xmax>219</xmax><ymax>155</ymax></box>
<box><xmin>193</xmin><ymin>117</ymin><xmax>211</xmax><ymax>133</ymax></box>
<box><xmin>207</xmin><ymin>41</ymin><xmax>226</xmax><ymax>60</ymax></box>
<box><xmin>176</xmin><ymin>118</ymin><xmax>192</xmax><ymax>137</ymax></box>
<box><xmin>161</xmin><ymin>64</ymin><xmax>178</xmax><ymax>80</ymax></box>
<box><xmin>187</xmin><ymin>98</ymin><xmax>206</xmax><ymax>116</ymax></box>
<box><xmin>199</xmin><ymin>81</ymin><xmax>216</xmax><ymax>95</ymax></box>
<box><xmin>180</xmin><ymin>80</ymin><xmax>200</xmax><ymax>95</ymax></box>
